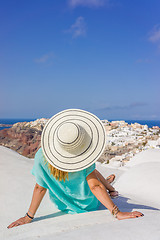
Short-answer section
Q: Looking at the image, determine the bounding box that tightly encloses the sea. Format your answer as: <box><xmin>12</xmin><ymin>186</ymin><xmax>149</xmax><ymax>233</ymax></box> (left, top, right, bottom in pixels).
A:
<box><xmin>0</xmin><ymin>118</ymin><xmax>160</xmax><ymax>131</ymax></box>
<box><xmin>0</xmin><ymin>119</ymin><xmax>36</xmax><ymax>130</ymax></box>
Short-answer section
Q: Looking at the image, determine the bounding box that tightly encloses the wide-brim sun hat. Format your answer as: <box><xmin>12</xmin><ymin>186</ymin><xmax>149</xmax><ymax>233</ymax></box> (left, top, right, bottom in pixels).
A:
<box><xmin>41</xmin><ymin>109</ymin><xmax>106</xmax><ymax>172</ymax></box>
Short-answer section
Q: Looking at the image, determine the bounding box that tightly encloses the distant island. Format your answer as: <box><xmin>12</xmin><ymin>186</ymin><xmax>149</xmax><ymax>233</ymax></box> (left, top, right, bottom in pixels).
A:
<box><xmin>0</xmin><ymin>123</ymin><xmax>13</xmax><ymax>128</ymax></box>
<box><xmin>0</xmin><ymin>119</ymin><xmax>160</xmax><ymax>164</ymax></box>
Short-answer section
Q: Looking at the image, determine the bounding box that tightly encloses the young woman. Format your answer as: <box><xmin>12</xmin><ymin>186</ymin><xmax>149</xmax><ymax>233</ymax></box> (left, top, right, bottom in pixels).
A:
<box><xmin>7</xmin><ymin>109</ymin><xmax>143</xmax><ymax>228</ymax></box>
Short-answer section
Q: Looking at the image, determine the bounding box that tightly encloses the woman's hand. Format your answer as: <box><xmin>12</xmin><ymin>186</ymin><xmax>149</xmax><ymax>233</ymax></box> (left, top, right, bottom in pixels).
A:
<box><xmin>7</xmin><ymin>183</ymin><xmax>47</xmax><ymax>229</ymax></box>
<box><xmin>116</xmin><ymin>211</ymin><xmax>144</xmax><ymax>220</ymax></box>
<box><xmin>7</xmin><ymin>215</ymin><xmax>32</xmax><ymax>229</ymax></box>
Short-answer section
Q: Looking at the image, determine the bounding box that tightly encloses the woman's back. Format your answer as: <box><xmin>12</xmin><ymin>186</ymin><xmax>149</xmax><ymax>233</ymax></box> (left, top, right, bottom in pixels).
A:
<box><xmin>31</xmin><ymin>148</ymin><xmax>100</xmax><ymax>214</ymax></box>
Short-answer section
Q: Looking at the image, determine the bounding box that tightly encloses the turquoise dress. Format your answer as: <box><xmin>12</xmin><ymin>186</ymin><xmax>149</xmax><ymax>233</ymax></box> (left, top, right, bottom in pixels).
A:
<box><xmin>31</xmin><ymin>148</ymin><xmax>100</xmax><ymax>214</ymax></box>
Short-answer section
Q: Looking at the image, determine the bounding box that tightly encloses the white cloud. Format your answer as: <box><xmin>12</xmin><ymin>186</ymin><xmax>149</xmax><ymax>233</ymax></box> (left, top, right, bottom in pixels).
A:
<box><xmin>148</xmin><ymin>24</ymin><xmax>160</xmax><ymax>51</ymax></box>
<box><xmin>148</xmin><ymin>24</ymin><xmax>160</xmax><ymax>43</ymax></box>
<box><xmin>34</xmin><ymin>52</ymin><xmax>54</xmax><ymax>63</ymax></box>
<box><xmin>65</xmin><ymin>17</ymin><xmax>86</xmax><ymax>38</ymax></box>
<box><xmin>97</xmin><ymin>102</ymin><xmax>148</xmax><ymax>112</ymax></box>
<box><xmin>68</xmin><ymin>0</ymin><xmax>107</xmax><ymax>8</ymax></box>
<box><xmin>136</xmin><ymin>58</ymin><xmax>151</xmax><ymax>63</ymax></box>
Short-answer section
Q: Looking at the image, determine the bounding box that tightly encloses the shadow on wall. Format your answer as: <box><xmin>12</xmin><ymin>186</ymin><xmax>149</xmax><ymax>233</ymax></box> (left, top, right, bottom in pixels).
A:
<box><xmin>98</xmin><ymin>195</ymin><xmax>160</xmax><ymax>212</ymax></box>
<box><xmin>33</xmin><ymin>211</ymin><xmax>67</xmax><ymax>223</ymax></box>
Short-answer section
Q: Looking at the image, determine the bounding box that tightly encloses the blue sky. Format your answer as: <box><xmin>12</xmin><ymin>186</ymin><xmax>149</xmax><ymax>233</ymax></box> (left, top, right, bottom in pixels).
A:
<box><xmin>1</xmin><ymin>0</ymin><xmax>160</xmax><ymax>120</ymax></box>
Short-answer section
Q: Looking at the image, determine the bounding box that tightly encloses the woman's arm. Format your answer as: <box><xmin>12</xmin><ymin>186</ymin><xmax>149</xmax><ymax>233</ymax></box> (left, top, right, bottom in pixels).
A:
<box><xmin>87</xmin><ymin>170</ymin><xmax>143</xmax><ymax>220</ymax></box>
<box><xmin>7</xmin><ymin>183</ymin><xmax>47</xmax><ymax>229</ymax></box>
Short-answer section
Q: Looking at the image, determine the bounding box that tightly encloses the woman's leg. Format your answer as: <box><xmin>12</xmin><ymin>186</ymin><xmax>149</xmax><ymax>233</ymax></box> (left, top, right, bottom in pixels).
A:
<box><xmin>95</xmin><ymin>169</ymin><xmax>118</xmax><ymax>198</ymax></box>
<box><xmin>94</xmin><ymin>169</ymin><xmax>114</xmax><ymax>191</ymax></box>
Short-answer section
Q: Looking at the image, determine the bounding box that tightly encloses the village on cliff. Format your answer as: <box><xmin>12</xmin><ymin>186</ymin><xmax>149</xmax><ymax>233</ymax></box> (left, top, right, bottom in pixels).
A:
<box><xmin>0</xmin><ymin>118</ymin><xmax>160</xmax><ymax>166</ymax></box>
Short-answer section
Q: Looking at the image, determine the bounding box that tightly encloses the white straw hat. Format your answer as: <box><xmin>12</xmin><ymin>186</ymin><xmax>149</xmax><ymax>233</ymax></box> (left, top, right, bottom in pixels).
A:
<box><xmin>41</xmin><ymin>109</ymin><xmax>106</xmax><ymax>172</ymax></box>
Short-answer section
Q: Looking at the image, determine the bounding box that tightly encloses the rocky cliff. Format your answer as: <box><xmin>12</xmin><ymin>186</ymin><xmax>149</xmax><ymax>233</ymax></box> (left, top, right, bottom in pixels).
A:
<box><xmin>0</xmin><ymin>118</ymin><xmax>159</xmax><ymax>162</ymax></box>
<box><xmin>0</xmin><ymin>118</ymin><xmax>48</xmax><ymax>158</ymax></box>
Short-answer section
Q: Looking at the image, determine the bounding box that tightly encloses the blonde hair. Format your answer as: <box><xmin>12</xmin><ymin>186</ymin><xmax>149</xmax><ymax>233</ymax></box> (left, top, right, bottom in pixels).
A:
<box><xmin>43</xmin><ymin>158</ymin><xmax>69</xmax><ymax>182</ymax></box>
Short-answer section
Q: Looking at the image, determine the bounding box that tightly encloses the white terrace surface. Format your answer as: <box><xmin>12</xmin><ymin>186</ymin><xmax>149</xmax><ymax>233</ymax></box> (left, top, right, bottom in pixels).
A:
<box><xmin>0</xmin><ymin>146</ymin><xmax>160</xmax><ymax>240</ymax></box>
